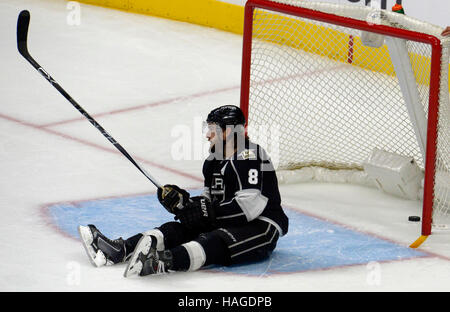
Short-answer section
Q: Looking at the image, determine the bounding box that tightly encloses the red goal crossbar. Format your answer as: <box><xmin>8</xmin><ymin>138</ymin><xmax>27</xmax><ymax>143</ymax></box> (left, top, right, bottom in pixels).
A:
<box><xmin>239</xmin><ymin>0</ymin><xmax>443</xmax><ymax>237</ymax></box>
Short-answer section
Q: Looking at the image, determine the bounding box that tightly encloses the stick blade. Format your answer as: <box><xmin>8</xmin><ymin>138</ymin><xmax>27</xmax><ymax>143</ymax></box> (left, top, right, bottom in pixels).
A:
<box><xmin>17</xmin><ymin>10</ymin><xmax>30</xmax><ymax>55</ymax></box>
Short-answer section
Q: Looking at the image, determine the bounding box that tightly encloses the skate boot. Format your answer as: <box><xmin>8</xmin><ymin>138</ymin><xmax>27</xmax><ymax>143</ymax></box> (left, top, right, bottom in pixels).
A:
<box><xmin>78</xmin><ymin>224</ymin><xmax>127</xmax><ymax>267</ymax></box>
<box><xmin>123</xmin><ymin>235</ymin><xmax>173</xmax><ymax>277</ymax></box>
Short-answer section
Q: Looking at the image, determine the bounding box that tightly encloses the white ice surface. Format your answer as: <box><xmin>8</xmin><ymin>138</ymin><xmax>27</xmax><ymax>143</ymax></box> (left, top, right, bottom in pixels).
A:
<box><xmin>1</xmin><ymin>0</ymin><xmax>450</xmax><ymax>292</ymax></box>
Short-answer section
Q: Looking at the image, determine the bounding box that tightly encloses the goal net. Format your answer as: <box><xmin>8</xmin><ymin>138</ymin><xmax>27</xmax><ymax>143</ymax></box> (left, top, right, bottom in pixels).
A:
<box><xmin>240</xmin><ymin>0</ymin><xmax>450</xmax><ymax>237</ymax></box>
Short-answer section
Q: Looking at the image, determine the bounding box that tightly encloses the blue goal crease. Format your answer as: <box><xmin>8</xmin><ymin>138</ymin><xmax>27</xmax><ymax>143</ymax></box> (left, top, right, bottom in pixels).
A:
<box><xmin>46</xmin><ymin>190</ymin><xmax>427</xmax><ymax>275</ymax></box>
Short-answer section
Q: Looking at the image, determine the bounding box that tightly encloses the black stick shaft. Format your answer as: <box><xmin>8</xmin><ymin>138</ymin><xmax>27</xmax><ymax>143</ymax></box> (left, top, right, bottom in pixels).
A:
<box><xmin>17</xmin><ymin>10</ymin><xmax>162</xmax><ymax>189</ymax></box>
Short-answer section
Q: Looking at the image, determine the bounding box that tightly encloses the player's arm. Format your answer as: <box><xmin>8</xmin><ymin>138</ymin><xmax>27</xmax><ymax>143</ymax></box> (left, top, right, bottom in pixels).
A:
<box><xmin>172</xmin><ymin>159</ymin><xmax>215</xmax><ymax>230</ymax></box>
<box><xmin>215</xmin><ymin>163</ymin><xmax>267</xmax><ymax>226</ymax></box>
<box><xmin>174</xmin><ymin>186</ymin><xmax>268</xmax><ymax>231</ymax></box>
<box><xmin>175</xmin><ymin>155</ymin><xmax>269</xmax><ymax>230</ymax></box>
<box><xmin>175</xmin><ymin>189</ymin><xmax>265</xmax><ymax>231</ymax></box>
<box><xmin>200</xmin><ymin>159</ymin><xmax>213</xmax><ymax>201</ymax></box>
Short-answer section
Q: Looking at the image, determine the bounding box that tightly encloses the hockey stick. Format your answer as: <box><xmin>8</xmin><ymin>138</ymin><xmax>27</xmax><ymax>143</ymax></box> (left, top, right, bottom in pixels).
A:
<box><xmin>16</xmin><ymin>10</ymin><xmax>162</xmax><ymax>189</ymax></box>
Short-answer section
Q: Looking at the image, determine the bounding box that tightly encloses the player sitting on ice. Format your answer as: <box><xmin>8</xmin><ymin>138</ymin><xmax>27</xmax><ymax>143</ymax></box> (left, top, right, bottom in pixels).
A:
<box><xmin>78</xmin><ymin>105</ymin><xmax>289</xmax><ymax>277</ymax></box>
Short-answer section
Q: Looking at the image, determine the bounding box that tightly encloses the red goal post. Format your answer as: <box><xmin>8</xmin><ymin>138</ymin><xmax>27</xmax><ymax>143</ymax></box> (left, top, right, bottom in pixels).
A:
<box><xmin>240</xmin><ymin>0</ymin><xmax>449</xmax><ymax>241</ymax></box>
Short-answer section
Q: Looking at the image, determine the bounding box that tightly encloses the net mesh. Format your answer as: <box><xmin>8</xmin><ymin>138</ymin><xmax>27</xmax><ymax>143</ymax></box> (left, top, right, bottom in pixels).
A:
<box><xmin>245</xmin><ymin>0</ymin><xmax>450</xmax><ymax>226</ymax></box>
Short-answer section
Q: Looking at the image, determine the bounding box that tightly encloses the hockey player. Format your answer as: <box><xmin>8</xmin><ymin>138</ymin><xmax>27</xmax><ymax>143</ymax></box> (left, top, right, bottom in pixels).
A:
<box><xmin>78</xmin><ymin>105</ymin><xmax>288</xmax><ymax>277</ymax></box>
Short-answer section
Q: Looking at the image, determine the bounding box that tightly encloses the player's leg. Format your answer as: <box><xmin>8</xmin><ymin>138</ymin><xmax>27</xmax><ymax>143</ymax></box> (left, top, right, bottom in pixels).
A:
<box><xmin>79</xmin><ymin>221</ymin><xmax>197</xmax><ymax>267</ymax></box>
<box><xmin>163</xmin><ymin>221</ymin><xmax>280</xmax><ymax>272</ymax></box>
<box><xmin>78</xmin><ymin>224</ymin><xmax>141</xmax><ymax>267</ymax></box>
<box><xmin>124</xmin><ymin>229</ymin><xmax>229</xmax><ymax>277</ymax></box>
<box><xmin>217</xmin><ymin>220</ymin><xmax>280</xmax><ymax>265</ymax></box>
<box><xmin>124</xmin><ymin>219</ymin><xmax>280</xmax><ymax>277</ymax></box>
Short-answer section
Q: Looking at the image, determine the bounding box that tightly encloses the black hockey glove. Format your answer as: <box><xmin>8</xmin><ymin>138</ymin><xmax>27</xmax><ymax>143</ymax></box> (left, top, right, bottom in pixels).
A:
<box><xmin>175</xmin><ymin>196</ymin><xmax>215</xmax><ymax>231</ymax></box>
<box><xmin>157</xmin><ymin>184</ymin><xmax>190</xmax><ymax>214</ymax></box>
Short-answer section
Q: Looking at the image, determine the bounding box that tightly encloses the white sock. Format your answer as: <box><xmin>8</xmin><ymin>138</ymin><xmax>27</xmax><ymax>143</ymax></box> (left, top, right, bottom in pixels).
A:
<box><xmin>182</xmin><ymin>241</ymin><xmax>206</xmax><ymax>271</ymax></box>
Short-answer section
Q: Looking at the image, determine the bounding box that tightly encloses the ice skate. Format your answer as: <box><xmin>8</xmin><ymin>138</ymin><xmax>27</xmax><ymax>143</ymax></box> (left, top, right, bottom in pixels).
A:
<box><xmin>123</xmin><ymin>235</ymin><xmax>173</xmax><ymax>277</ymax></box>
<box><xmin>78</xmin><ymin>224</ymin><xmax>127</xmax><ymax>267</ymax></box>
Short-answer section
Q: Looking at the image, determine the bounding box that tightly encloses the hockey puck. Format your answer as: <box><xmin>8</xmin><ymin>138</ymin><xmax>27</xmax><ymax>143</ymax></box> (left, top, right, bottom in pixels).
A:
<box><xmin>408</xmin><ymin>216</ymin><xmax>421</xmax><ymax>222</ymax></box>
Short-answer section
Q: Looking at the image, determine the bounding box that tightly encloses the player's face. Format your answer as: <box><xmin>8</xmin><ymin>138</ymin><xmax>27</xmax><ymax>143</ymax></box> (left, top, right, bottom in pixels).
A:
<box><xmin>204</xmin><ymin>122</ymin><xmax>223</xmax><ymax>149</ymax></box>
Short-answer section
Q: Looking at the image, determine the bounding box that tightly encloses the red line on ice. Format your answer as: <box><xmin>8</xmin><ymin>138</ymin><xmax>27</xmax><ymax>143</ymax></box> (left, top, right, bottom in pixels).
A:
<box><xmin>0</xmin><ymin>112</ymin><xmax>203</xmax><ymax>183</ymax></box>
<box><xmin>37</xmin><ymin>65</ymin><xmax>344</xmax><ymax>129</ymax></box>
<box><xmin>38</xmin><ymin>85</ymin><xmax>239</xmax><ymax>128</ymax></box>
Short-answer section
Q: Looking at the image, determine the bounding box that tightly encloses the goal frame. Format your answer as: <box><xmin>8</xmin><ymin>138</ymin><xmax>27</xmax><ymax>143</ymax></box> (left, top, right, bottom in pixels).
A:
<box><xmin>239</xmin><ymin>0</ymin><xmax>443</xmax><ymax>237</ymax></box>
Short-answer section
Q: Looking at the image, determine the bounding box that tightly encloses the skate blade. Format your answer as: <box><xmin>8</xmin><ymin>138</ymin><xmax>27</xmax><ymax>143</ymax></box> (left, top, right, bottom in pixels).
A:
<box><xmin>123</xmin><ymin>235</ymin><xmax>152</xmax><ymax>278</ymax></box>
<box><xmin>78</xmin><ymin>225</ymin><xmax>105</xmax><ymax>267</ymax></box>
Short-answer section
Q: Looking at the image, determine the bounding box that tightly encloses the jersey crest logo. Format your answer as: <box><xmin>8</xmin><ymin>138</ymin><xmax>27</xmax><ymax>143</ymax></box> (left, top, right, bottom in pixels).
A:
<box><xmin>210</xmin><ymin>173</ymin><xmax>225</xmax><ymax>201</ymax></box>
<box><xmin>239</xmin><ymin>149</ymin><xmax>256</xmax><ymax>160</ymax></box>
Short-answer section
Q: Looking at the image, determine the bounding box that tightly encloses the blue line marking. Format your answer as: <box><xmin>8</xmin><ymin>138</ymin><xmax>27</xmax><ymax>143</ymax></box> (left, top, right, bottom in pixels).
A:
<box><xmin>47</xmin><ymin>191</ymin><xmax>427</xmax><ymax>275</ymax></box>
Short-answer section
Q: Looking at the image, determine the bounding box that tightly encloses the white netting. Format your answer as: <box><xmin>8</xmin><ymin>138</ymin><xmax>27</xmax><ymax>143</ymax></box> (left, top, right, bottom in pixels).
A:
<box><xmin>244</xmin><ymin>0</ymin><xmax>450</xmax><ymax>227</ymax></box>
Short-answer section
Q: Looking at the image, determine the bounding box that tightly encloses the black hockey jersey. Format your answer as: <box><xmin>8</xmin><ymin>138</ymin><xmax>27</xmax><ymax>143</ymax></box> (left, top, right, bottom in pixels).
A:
<box><xmin>202</xmin><ymin>140</ymin><xmax>289</xmax><ymax>236</ymax></box>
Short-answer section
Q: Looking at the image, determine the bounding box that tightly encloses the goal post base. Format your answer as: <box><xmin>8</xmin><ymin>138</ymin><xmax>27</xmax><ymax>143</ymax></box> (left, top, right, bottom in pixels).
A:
<box><xmin>410</xmin><ymin>235</ymin><xmax>428</xmax><ymax>248</ymax></box>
